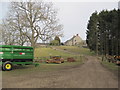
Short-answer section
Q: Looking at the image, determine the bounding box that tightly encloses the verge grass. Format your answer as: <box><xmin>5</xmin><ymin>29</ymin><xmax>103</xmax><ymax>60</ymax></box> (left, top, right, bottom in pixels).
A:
<box><xmin>101</xmin><ymin>61</ymin><xmax>119</xmax><ymax>71</ymax></box>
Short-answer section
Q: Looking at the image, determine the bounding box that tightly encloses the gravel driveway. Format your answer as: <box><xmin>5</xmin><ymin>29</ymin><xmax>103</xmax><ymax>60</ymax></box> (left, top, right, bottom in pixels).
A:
<box><xmin>2</xmin><ymin>56</ymin><xmax>118</xmax><ymax>88</ymax></box>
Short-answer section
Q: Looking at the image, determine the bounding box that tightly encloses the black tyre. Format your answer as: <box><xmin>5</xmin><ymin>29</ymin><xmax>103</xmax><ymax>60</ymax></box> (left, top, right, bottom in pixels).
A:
<box><xmin>2</xmin><ymin>61</ymin><xmax>12</xmax><ymax>71</ymax></box>
<box><xmin>62</xmin><ymin>61</ymin><xmax>64</xmax><ymax>63</ymax></box>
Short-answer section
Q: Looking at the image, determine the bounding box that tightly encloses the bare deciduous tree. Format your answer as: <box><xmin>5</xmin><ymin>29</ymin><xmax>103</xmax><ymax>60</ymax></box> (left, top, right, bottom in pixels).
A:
<box><xmin>2</xmin><ymin>1</ymin><xmax>63</xmax><ymax>47</ymax></box>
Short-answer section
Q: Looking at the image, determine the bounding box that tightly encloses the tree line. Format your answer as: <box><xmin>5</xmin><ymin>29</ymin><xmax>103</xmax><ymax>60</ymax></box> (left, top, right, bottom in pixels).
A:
<box><xmin>86</xmin><ymin>9</ymin><xmax>120</xmax><ymax>56</ymax></box>
<box><xmin>1</xmin><ymin>1</ymin><xmax>63</xmax><ymax>48</ymax></box>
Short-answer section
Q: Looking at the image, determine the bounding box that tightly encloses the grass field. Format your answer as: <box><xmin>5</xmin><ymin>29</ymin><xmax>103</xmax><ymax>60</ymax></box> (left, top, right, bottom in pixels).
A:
<box><xmin>54</xmin><ymin>46</ymin><xmax>95</xmax><ymax>55</ymax></box>
<box><xmin>3</xmin><ymin>46</ymin><xmax>90</xmax><ymax>75</ymax></box>
<box><xmin>34</xmin><ymin>46</ymin><xmax>91</xmax><ymax>61</ymax></box>
<box><xmin>34</xmin><ymin>47</ymin><xmax>73</xmax><ymax>57</ymax></box>
<box><xmin>33</xmin><ymin>46</ymin><xmax>89</xmax><ymax>71</ymax></box>
<box><xmin>3</xmin><ymin>60</ymin><xmax>83</xmax><ymax>76</ymax></box>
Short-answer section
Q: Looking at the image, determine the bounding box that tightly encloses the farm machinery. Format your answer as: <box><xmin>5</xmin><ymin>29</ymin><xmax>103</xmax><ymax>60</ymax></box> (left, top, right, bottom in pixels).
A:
<box><xmin>0</xmin><ymin>45</ymin><xmax>39</xmax><ymax>71</ymax></box>
<box><xmin>45</xmin><ymin>56</ymin><xmax>64</xmax><ymax>64</ymax></box>
<box><xmin>114</xmin><ymin>55</ymin><xmax>120</xmax><ymax>65</ymax></box>
<box><xmin>105</xmin><ymin>55</ymin><xmax>120</xmax><ymax>65</ymax></box>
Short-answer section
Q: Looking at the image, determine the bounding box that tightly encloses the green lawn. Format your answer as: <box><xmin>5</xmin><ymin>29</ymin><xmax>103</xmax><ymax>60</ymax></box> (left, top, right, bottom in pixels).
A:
<box><xmin>3</xmin><ymin>46</ymin><xmax>88</xmax><ymax>75</ymax></box>
<box><xmin>34</xmin><ymin>47</ymin><xmax>73</xmax><ymax>57</ymax></box>
<box><xmin>34</xmin><ymin>47</ymin><xmax>79</xmax><ymax>61</ymax></box>
<box><xmin>54</xmin><ymin>46</ymin><xmax>94</xmax><ymax>55</ymax></box>
<box><xmin>3</xmin><ymin>60</ymin><xmax>83</xmax><ymax>76</ymax></box>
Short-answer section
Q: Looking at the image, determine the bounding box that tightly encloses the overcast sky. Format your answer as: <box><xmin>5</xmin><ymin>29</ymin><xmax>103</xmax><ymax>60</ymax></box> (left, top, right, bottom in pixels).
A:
<box><xmin>54</xmin><ymin>2</ymin><xmax>118</xmax><ymax>41</ymax></box>
<box><xmin>0</xmin><ymin>1</ymin><xmax>118</xmax><ymax>42</ymax></box>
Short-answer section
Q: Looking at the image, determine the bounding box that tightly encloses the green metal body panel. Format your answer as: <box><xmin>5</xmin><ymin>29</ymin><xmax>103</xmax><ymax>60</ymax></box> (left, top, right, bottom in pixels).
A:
<box><xmin>0</xmin><ymin>45</ymin><xmax>34</xmax><ymax>61</ymax></box>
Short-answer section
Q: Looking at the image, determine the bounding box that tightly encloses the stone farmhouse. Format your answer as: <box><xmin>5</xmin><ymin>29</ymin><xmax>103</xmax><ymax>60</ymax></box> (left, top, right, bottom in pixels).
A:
<box><xmin>65</xmin><ymin>34</ymin><xmax>82</xmax><ymax>46</ymax></box>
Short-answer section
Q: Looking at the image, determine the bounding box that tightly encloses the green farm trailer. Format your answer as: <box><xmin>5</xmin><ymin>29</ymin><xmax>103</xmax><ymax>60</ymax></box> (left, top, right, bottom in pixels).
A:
<box><xmin>0</xmin><ymin>45</ymin><xmax>39</xmax><ymax>71</ymax></box>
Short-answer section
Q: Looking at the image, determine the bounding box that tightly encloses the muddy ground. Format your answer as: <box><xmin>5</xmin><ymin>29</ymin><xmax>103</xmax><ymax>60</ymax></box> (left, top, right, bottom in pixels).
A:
<box><xmin>2</xmin><ymin>56</ymin><xmax>118</xmax><ymax>88</ymax></box>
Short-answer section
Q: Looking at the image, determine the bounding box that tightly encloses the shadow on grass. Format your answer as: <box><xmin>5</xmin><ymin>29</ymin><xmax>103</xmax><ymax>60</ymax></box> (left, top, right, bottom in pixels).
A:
<box><xmin>12</xmin><ymin>65</ymin><xmax>33</xmax><ymax>70</ymax></box>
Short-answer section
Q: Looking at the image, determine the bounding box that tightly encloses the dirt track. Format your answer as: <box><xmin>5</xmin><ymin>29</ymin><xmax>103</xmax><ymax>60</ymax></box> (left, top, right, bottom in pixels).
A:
<box><xmin>2</xmin><ymin>56</ymin><xmax>118</xmax><ymax>88</ymax></box>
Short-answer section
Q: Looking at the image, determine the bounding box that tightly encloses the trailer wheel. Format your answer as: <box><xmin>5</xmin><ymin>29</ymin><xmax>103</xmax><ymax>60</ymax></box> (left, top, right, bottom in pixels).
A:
<box><xmin>2</xmin><ymin>61</ymin><xmax>12</xmax><ymax>71</ymax></box>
